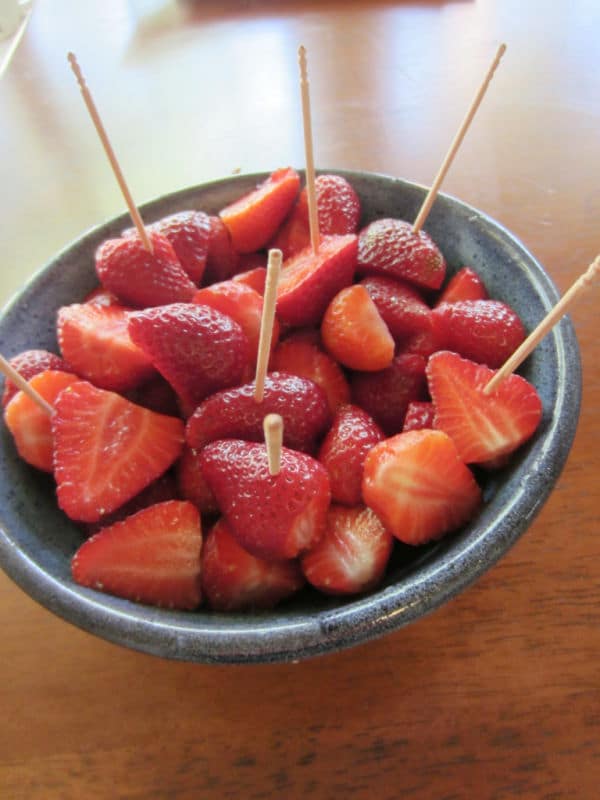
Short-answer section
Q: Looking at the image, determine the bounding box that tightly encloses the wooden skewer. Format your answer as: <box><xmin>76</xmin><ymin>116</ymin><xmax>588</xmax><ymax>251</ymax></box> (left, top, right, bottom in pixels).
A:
<box><xmin>484</xmin><ymin>254</ymin><xmax>600</xmax><ymax>394</ymax></box>
<box><xmin>0</xmin><ymin>355</ymin><xmax>54</xmax><ymax>415</ymax></box>
<box><xmin>254</xmin><ymin>248</ymin><xmax>283</xmax><ymax>403</ymax></box>
<box><xmin>67</xmin><ymin>52</ymin><xmax>153</xmax><ymax>254</ymax></box>
<box><xmin>263</xmin><ymin>413</ymin><xmax>283</xmax><ymax>476</ymax></box>
<box><xmin>412</xmin><ymin>43</ymin><xmax>507</xmax><ymax>235</ymax></box>
<box><xmin>298</xmin><ymin>45</ymin><xmax>320</xmax><ymax>254</ymax></box>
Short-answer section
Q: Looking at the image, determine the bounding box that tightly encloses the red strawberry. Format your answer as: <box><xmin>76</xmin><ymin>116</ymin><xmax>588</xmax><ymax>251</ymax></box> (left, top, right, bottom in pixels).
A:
<box><xmin>201</xmin><ymin>439</ymin><xmax>331</xmax><ymax>561</ymax></box>
<box><xmin>321</xmin><ymin>284</ymin><xmax>395</xmax><ymax>372</ymax></box>
<box><xmin>52</xmin><ymin>381</ymin><xmax>185</xmax><ymax>522</ymax></box>
<box><xmin>57</xmin><ymin>302</ymin><xmax>155</xmax><ymax>392</ymax></box>
<box><xmin>186</xmin><ymin>372</ymin><xmax>331</xmax><ymax>453</ymax></box>
<box><xmin>126</xmin><ymin>374</ymin><xmax>181</xmax><ymax>417</ymax></box>
<box><xmin>220</xmin><ymin>167</ymin><xmax>301</xmax><ymax>253</ymax></box>
<box><xmin>431</xmin><ymin>300</ymin><xmax>526</xmax><ymax>368</ymax></box>
<box><xmin>426</xmin><ymin>350</ymin><xmax>543</xmax><ymax>463</ymax></box>
<box><xmin>95</xmin><ymin>230</ymin><xmax>196</xmax><ymax>308</ymax></box>
<box><xmin>357</xmin><ymin>218</ymin><xmax>446</xmax><ymax>290</ymax></box>
<box><xmin>128</xmin><ymin>303</ymin><xmax>250</xmax><ymax>410</ymax></box>
<box><xmin>436</xmin><ymin>266</ymin><xmax>488</xmax><ymax>305</ymax></box>
<box><xmin>234</xmin><ymin>252</ymin><xmax>268</xmax><ymax>274</ymax></box>
<box><xmin>144</xmin><ymin>210</ymin><xmax>211</xmax><ymax>284</ymax></box>
<box><xmin>351</xmin><ymin>353</ymin><xmax>427</xmax><ymax>435</ymax></box>
<box><xmin>4</xmin><ymin>370</ymin><xmax>79</xmax><ymax>472</ymax></box>
<box><xmin>2</xmin><ymin>349</ymin><xmax>70</xmax><ymax>407</ymax></box>
<box><xmin>362</xmin><ymin>429</ymin><xmax>482</xmax><ymax>545</ymax></box>
<box><xmin>232</xmin><ymin>266</ymin><xmax>267</xmax><ymax>295</ymax></box>
<box><xmin>318</xmin><ymin>404</ymin><xmax>385</xmax><ymax>505</ymax></box>
<box><xmin>360</xmin><ymin>275</ymin><xmax>433</xmax><ymax>342</ymax></box>
<box><xmin>276</xmin><ymin>234</ymin><xmax>358</xmax><ymax>326</ymax></box>
<box><xmin>270</xmin><ymin>334</ymin><xmax>350</xmax><ymax>415</ymax></box>
<box><xmin>202</xmin><ymin>518</ymin><xmax>304</xmax><ymax>611</ymax></box>
<box><xmin>72</xmin><ymin>500</ymin><xmax>202</xmax><ymax>610</ymax></box>
<box><xmin>176</xmin><ymin>446</ymin><xmax>219</xmax><ymax>515</ymax></box>
<box><xmin>301</xmin><ymin>505</ymin><xmax>393</xmax><ymax>595</ymax></box>
<box><xmin>402</xmin><ymin>400</ymin><xmax>436</xmax><ymax>432</ymax></box>
<box><xmin>396</xmin><ymin>327</ymin><xmax>441</xmax><ymax>360</ymax></box>
<box><xmin>83</xmin><ymin>287</ymin><xmax>121</xmax><ymax>307</ymax></box>
<box><xmin>202</xmin><ymin>216</ymin><xmax>240</xmax><ymax>285</ymax></box>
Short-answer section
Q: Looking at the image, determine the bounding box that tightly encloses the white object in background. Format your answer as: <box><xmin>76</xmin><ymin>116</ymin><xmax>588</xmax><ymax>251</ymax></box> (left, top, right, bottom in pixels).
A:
<box><xmin>0</xmin><ymin>0</ymin><xmax>24</xmax><ymax>41</ymax></box>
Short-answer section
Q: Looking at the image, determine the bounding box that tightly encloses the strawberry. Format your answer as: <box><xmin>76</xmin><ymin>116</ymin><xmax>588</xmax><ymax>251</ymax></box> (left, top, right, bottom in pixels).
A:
<box><xmin>362</xmin><ymin>429</ymin><xmax>482</xmax><ymax>545</ymax></box>
<box><xmin>431</xmin><ymin>300</ymin><xmax>526</xmax><ymax>368</ymax></box>
<box><xmin>351</xmin><ymin>353</ymin><xmax>427</xmax><ymax>435</ymax></box>
<box><xmin>202</xmin><ymin>518</ymin><xmax>304</xmax><ymax>611</ymax></box>
<box><xmin>95</xmin><ymin>230</ymin><xmax>196</xmax><ymax>308</ymax></box>
<box><xmin>176</xmin><ymin>446</ymin><xmax>219</xmax><ymax>515</ymax></box>
<box><xmin>360</xmin><ymin>275</ymin><xmax>433</xmax><ymax>343</ymax></box>
<box><xmin>128</xmin><ymin>302</ymin><xmax>250</xmax><ymax>410</ymax></box>
<box><xmin>300</xmin><ymin>505</ymin><xmax>393</xmax><ymax>595</ymax></box>
<box><xmin>126</xmin><ymin>374</ymin><xmax>181</xmax><ymax>417</ymax></box>
<box><xmin>57</xmin><ymin>302</ymin><xmax>155</xmax><ymax>392</ymax></box>
<box><xmin>72</xmin><ymin>500</ymin><xmax>202</xmax><ymax>610</ymax></box>
<box><xmin>4</xmin><ymin>370</ymin><xmax>79</xmax><ymax>472</ymax></box>
<box><xmin>201</xmin><ymin>439</ymin><xmax>331</xmax><ymax>561</ymax></box>
<box><xmin>233</xmin><ymin>252</ymin><xmax>268</xmax><ymax>274</ymax></box>
<box><xmin>402</xmin><ymin>400</ymin><xmax>436</xmax><ymax>432</ymax></box>
<box><xmin>220</xmin><ymin>167</ymin><xmax>301</xmax><ymax>253</ymax></box>
<box><xmin>202</xmin><ymin>216</ymin><xmax>240</xmax><ymax>285</ymax></box>
<box><xmin>2</xmin><ymin>349</ymin><xmax>70</xmax><ymax>407</ymax></box>
<box><xmin>318</xmin><ymin>404</ymin><xmax>384</xmax><ymax>506</ymax></box>
<box><xmin>436</xmin><ymin>266</ymin><xmax>488</xmax><ymax>305</ymax></box>
<box><xmin>321</xmin><ymin>284</ymin><xmax>395</xmax><ymax>372</ymax></box>
<box><xmin>357</xmin><ymin>218</ymin><xmax>446</xmax><ymax>290</ymax></box>
<box><xmin>52</xmin><ymin>381</ymin><xmax>185</xmax><ymax>522</ymax></box>
<box><xmin>276</xmin><ymin>234</ymin><xmax>358</xmax><ymax>326</ymax></box>
<box><xmin>426</xmin><ymin>350</ymin><xmax>543</xmax><ymax>463</ymax></box>
<box><xmin>269</xmin><ymin>334</ymin><xmax>350</xmax><ymax>415</ymax></box>
<box><xmin>232</xmin><ymin>266</ymin><xmax>267</xmax><ymax>295</ymax></box>
<box><xmin>396</xmin><ymin>327</ymin><xmax>441</xmax><ymax>360</ymax></box>
<box><xmin>186</xmin><ymin>372</ymin><xmax>331</xmax><ymax>453</ymax></box>
<box><xmin>142</xmin><ymin>210</ymin><xmax>211</xmax><ymax>284</ymax></box>
<box><xmin>83</xmin><ymin>287</ymin><xmax>121</xmax><ymax>307</ymax></box>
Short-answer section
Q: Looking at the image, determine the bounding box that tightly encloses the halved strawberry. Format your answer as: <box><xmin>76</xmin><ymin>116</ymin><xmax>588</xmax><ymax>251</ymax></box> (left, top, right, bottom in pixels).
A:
<box><xmin>362</xmin><ymin>429</ymin><xmax>482</xmax><ymax>545</ymax></box>
<box><xmin>143</xmin><ymin>210</ymin><xmax>211</xmax><ymax>284</ymax></box>
<box><xmin>57</xmin><ymin>302</ymin><xmax>155</xmax><ymax>392</ymax></box>
<box><xmin>220</xmin><ymin>167</ymin><xmax>301</xmax><ymax>253</ymax></box>
<box><xmin>301</xmin><ymin>505</ymin><xmax>393</xmax><ymax>595</ymax></box>
<box><xmin>436</xmin><ymin>266</ymin><xmax>488</xmax><ymax>305</ymax></box>
<box><xmin>126</xmin><ymin>374</ymin><xmax>181</xmax><ymax>417</ymax></box>
<box><xmin>95</xmin><ymin>230</ymin><xmax>196</xmax><ymax>308</ymax></box>
<box><xmin>2</xmin><ymin>349</ymin><xmax>70</xmax><ymax>407</ymax></box>
<box><xmin>202</xmin><ymin>216</ymin><xmax>240</xmax><ymax>285</ymax></box>
<box><xmin>52</xmin><ymin>381</ymin><xmax>185</xmax><ymax>522</ymax></box>
<box><xmin>202</xmin><ymin>518</ymin><xmax>305</xmax><ymax>611</ymax></box>
<box><xmin>427</xmin><ymin>350</ymin><xmax>543</xmax><ymax>463</ymax></box>
<box><xmin>321</xmin><ymin>284</ymin><xmax>395</xmax><ymax>372</ymax></box>
<box><xmin>232</xmin><ymin>266</ymin><xmax>267</xmax><ymax>295</ymax></box>
<box><xmin>276</xmin><ymin>234</ymin><xmax>358</xmax><ymax>326</ymax></box>
<box><xmin>360</xmin><ymin>275</ymin><xmax>433</xmax><ymax>343</ymax></box>
<box><xmin>176</xmin><ymin>446</ymin><xmax>219</xmax><ymax>515</ymax></box>
<box><xmin>4</xmin><ymin>370</ymin><xmax>79</xmax><ymax>472</ymax></box>
<box><xmin>402</xmin><ymin>400</ymin><xmax>436</xmax><ymax>432</ymax></box>
<box><xmin>201</xmin><ymin>439</ymin><xmax>331</xmax><ymax>561</ymax></box>
<box><xmin>318</xmin><ymin>404</ymin><xmax>384</xmax><ymax>506</ymax></box>
<box><xmin>357</xmin><ymin>218</ymin><xmax>446</xmax><ymax>290</ymax></box>
<box><xmin>72</xmin><ymin>500</ymin><xmax>202</xmax><ymax>610</ymax></box>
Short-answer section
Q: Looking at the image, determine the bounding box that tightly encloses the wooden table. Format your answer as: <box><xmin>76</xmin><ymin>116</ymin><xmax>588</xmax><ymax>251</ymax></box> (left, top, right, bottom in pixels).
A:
<box><xmin>1</xmin><ymin>1</ymin><xmax>598</xmax><ymax>797</ymax></box>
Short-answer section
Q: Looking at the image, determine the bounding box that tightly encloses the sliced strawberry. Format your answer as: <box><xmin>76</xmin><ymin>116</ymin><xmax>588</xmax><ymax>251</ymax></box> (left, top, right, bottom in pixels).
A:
<box><xmin>396</xmin><ymin>326</ymin><xmax>441</xmax><ymax>360</ymax></box>
<box><xmin>202</xmin><ymin>216</ymin><xmax>240</xmax><ymax>285</ymax></box>
<box><xmin>95</xmin><ymin>230</ymin><xmax>196</xmax><ymax>308</ymax></box>
<box><xmin>4</xmin><ymin>370</ymin><xmax>79</xmax><ymax>472</ymax></box>
<box><xmin>276</xmin><ymin>234</ymin><xmax>358</xmax><ymax>326</ymax></box>
<box><xmin>83</xmin><ymin>287</ymin><xmax>121</xmax><ymax>307</ymax></box>
<box><xmin>202</xmin><ymin>518</ymin><xmax>304</xmax><ymax>611</ymax></box>
<box><xmin>220</xmin><ymin>167</ymin><xmax>301</xmax><ymax>253</ymax></box>
<box><xmin>362</xmin><ymin>429</ymin><xmax>482</xmax><ymax>545</ymax></box>
<box><xmin>436</xmin><ymin>266</ymin><xmax>488</xmax><ymax>305</ymax></box>
<box><xmin>402</xmin><ymin>400</ymin><xmax>436</xmax><ymax>432</ymax></box>
<box><xmin>57</xmin><ymin>302</ymin><xmax>155</xmax><ymax>392</ymax></box>
<box><xmin>72</xmin><ymin>500</ymin><xmax>202</xmax><ymax>610</ymax></box>
<box><xmin>52</xmin><ymin>381</ymin><xmax>185</xmax><ymax>522</ymax></box>
<box><xmin>360</xmin><ymin>275</ymin><xmax>433</xmax><ymax>343</ymax></box>
<box><xmin>318</xmin><ymin>404</ymin><xmax>384</xmax><ymax>505</ymax></box>
<box><xmin>427</xmin><ymin>350</ymin><xmax>543</xmax><ymax>463</ymax></box>
<box><xmin>2</xmin><ymin>349</ymin><xmax>70</xmax><ymax>407</ymax></box>
<box><xmin>128</xmin><ymin>302</ymin><xmax>249</xmax><ymax>410</ymax></box>
<box><xmin>301</xmin><ymin>505</ymin><xmax>393</xmax><ymax>595</ymax></box>
<box><xmin>232</xmin><ymin>266</ymin><xmax>267</xmax><ymax>295</ymax></box>
<box><xmin>126</xmin><ymin>374</ymin><xmax>181</xmax><ymax>417</ymax></box>
<box><xmin>431</xmin><ymin>300</ymin><xmax>526</xmax><ymax>369</ymax></box>
<box><xmin>351</xmin><ymin>353</ymin><xmax>427</xmax><ymax>435</ymax></box>
<box><xmin>176</xmin><ymin>446</ymin><xmax>219</xmax><ymax>515</ymax></box>
<box><xmin>270</xmin><ymin>334</ymin><xmax>350</xmax><ymax>415</ymax></box>
<box><xmin>186</xmin><ymin>372</ymin><xmax>331</xmax><ymax>453</ymax></box>
<box><xmin>321</xmin><ymin>284</ymin><xmax>395</xmax><ymax>371</ymax></box>
<box><xmin>144</xmin><ymin>210</ymin><xmax>211</xmax><ymax>284</ymax></box>
<box><xmin>357</xmin><ymin>218</ymin><xmax>446</xmax><ymax>290</ymax></box>
<box><xmin>201</xmin><ymin>439</ymin><xmax>330</xmax><ymax>561</ymax></box>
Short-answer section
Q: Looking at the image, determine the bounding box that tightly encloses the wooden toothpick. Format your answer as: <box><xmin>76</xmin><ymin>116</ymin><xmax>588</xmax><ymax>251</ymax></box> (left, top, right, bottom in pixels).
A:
<box><xmin>254</xmin><ymin>248</ymin><xmax>283</xmax><ymax>403</ymax></box>
<box><xmin>413</xmin><ymin>43</ymin><xmax>507</xmax><ymax>234</ymax></box>
<box><xmin>298</xmin><ymin>45</ymin><xmax>320</xmax><ymax>254</ymax></box>
<box><xmin>67</xmin><ymin>52</ymin><xmax>153</xmax><ymax>253</ymax></box>
<box><xmin>0</xmin><ymin>355</ymin><xmax>54</xmax><ymax>416</ymax></box>
<box><xmin>484</xmin><ymin>254</ymin><xmax>600</xmax><ymax>394</ymax></box>
<box><xmin>263</xmin><ymin>413</ymin><xmax>283</xmax><ymax>476</ymax></box>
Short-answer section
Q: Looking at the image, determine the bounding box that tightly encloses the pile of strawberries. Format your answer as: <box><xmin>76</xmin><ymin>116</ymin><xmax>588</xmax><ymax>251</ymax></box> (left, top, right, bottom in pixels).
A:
<box><xmin>2</xmin><ymin>167</ymin><xmax>543</xmax><ymax>612</ymax></box>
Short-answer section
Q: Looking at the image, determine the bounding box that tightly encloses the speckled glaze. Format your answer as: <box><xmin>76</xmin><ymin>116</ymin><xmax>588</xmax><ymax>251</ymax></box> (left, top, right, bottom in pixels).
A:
<box><xmin>0</xmin><ymin>172</ymin><xmax>581</xmax><ymax>663</ymax></box>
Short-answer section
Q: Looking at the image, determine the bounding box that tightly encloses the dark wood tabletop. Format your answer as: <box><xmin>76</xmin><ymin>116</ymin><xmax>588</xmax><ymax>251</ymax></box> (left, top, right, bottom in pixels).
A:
<box><xmin>1</xmin><ymin>1</ymin><xmax>599</xmax><ymax>798</ymax></box>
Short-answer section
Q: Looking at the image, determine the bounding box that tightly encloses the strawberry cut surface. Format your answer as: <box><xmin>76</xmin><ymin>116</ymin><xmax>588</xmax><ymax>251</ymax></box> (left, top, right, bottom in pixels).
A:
<box><xmin>2</xmin><ymin>349</ymin><xmax>70</xmax><ymax>407</ymax></box>
<box><xmin>436</xmin><ymin>266</ymin><xmax>488</xmax><ymax>305</ymax></box>
<box><xmin>360</xmin><ymin>275</ymin><xmax>433</xmax><ymax>342</ymax></box>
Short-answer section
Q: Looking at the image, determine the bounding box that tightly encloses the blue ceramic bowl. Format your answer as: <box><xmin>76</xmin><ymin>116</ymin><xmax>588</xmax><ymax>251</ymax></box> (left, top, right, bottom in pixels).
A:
<box><xmin>0</xmin><ymin>171</ymin><xmax>581</xmax><ymax>663</ymax></box>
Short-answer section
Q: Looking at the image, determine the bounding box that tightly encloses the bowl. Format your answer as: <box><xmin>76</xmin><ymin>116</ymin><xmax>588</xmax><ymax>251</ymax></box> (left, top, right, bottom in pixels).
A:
<box><xmin>0</xmin><ymin>171</ymin><xmax>581</xmax><ymax>663</ymax></box>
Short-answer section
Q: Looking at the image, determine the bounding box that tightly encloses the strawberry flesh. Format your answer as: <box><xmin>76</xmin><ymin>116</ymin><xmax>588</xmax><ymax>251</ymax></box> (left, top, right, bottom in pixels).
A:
<box><xmin>360</xmin><ymin>275</ymin><xmax>433</xmax><ymax>342</ymax></box>
<box><xmin>436</xmin><ymin>266</ymin><xmax>488</xmax><ymax>305</ymax></box>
